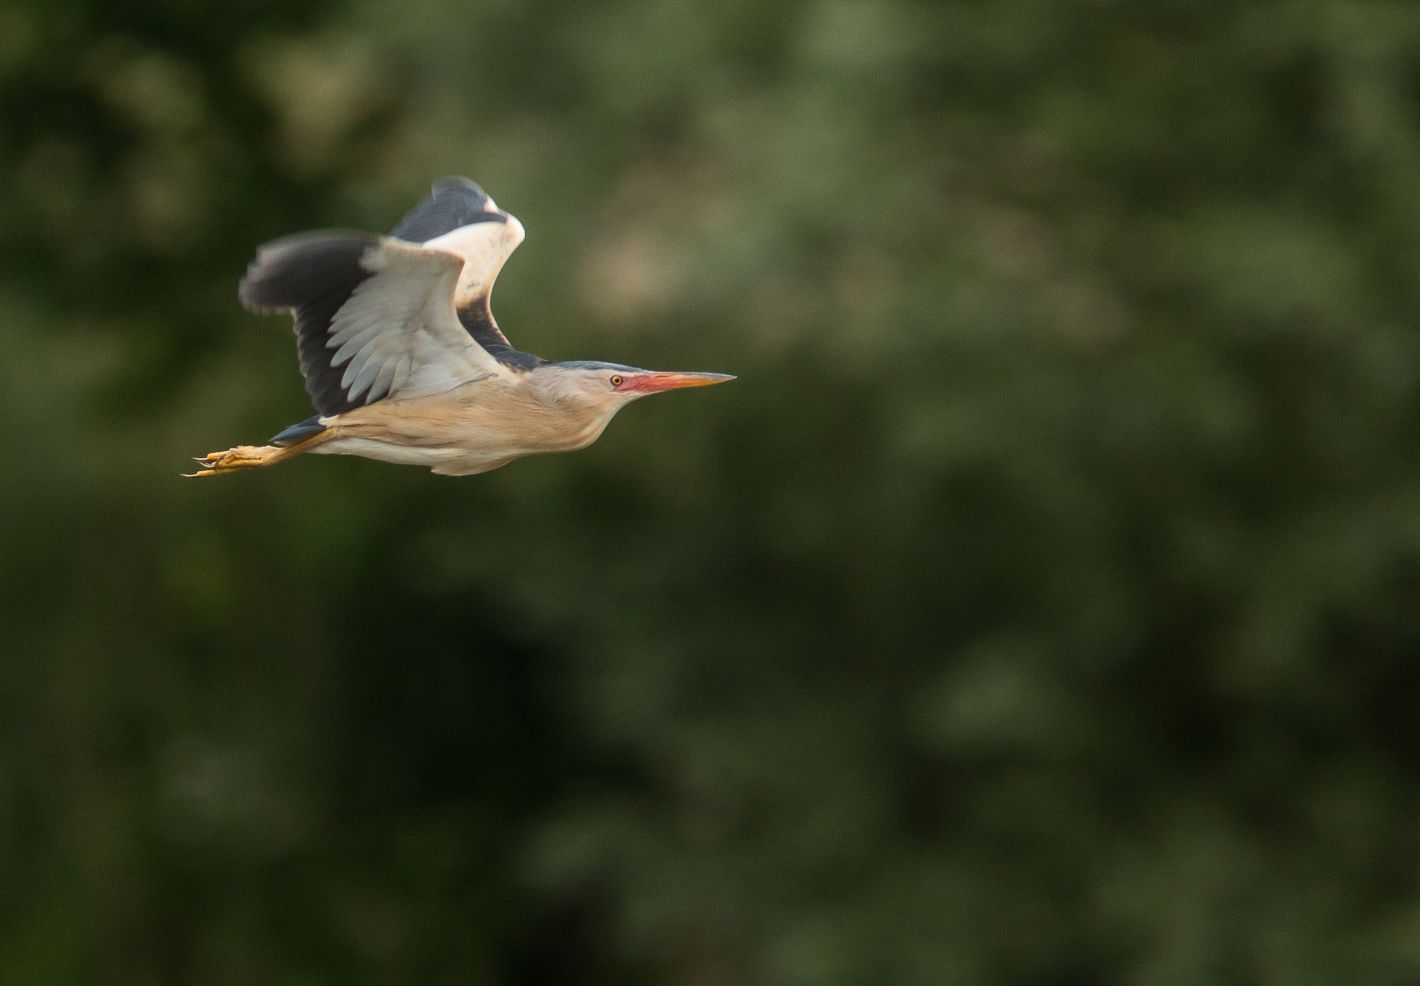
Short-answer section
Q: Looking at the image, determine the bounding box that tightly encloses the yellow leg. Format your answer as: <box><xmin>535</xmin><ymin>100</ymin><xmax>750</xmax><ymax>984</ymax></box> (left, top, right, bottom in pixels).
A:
<box><xmin>183</xmin><ymin>430</ymin><xmax>333</xmax><ymax>478</ymax></box>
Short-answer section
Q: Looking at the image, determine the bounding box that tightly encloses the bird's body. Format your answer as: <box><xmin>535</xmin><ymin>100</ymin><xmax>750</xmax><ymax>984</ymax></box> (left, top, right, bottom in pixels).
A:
<box><xmin>188</xmin><ymin>177</ymin><xmax>732</xmax><ymax>478</ymax></box>
<box><xmin>308</xmin><ymin>372</ymin><xmax>622</xmax><ymax>475</ymax></box>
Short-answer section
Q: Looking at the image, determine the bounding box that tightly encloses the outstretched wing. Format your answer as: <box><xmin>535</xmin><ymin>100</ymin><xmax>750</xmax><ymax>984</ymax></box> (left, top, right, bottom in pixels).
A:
<box><xmin>389</xmin><ymin>176</ymin><xmax>525</xmax><ymax>352</ymax></box>
<box><xmin>240</xmin><ymin>232</ymin><xmax>510</xmax><ymax>416</ymax></box>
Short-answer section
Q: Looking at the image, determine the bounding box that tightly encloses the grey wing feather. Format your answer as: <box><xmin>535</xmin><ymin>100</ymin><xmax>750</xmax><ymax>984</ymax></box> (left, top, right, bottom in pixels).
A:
<box><xmin>240</xmin><ymin>232</ymin><xmax>508</xmax><ymax>416</ymax></box>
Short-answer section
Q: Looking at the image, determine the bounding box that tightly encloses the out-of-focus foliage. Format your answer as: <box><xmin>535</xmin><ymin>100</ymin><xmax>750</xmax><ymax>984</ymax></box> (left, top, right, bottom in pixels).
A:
<box><xmin>5</xmin><ymin>0</ymin><xmax>1420</xmax><ymax>982</ymax></box>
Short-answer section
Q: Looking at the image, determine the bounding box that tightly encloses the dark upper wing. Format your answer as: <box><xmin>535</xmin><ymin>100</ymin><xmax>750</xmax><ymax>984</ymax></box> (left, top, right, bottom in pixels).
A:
<box><xmin>389</xmin><ymin>176</ymin><xmax>524</xmax><ymax>352</ymax></box>
<box><xmin>390</xmin><ymin>176</ymin><xmax>497</xmax><ymax>242</ymax></box>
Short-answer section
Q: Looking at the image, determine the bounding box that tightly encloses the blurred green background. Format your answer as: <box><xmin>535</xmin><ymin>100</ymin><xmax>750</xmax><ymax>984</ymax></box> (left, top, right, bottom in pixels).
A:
<box><xmin>5</xmin><ymin>0</ymin><xmax>1420</xmax><ymax>982</ymax></box>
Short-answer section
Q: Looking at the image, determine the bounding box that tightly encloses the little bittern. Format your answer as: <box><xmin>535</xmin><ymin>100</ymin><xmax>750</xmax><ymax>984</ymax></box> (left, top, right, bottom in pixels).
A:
<box><xmin>188</xmin><ymin>177</ymin><xmax>733</xmax><ymax>477</ymax></box>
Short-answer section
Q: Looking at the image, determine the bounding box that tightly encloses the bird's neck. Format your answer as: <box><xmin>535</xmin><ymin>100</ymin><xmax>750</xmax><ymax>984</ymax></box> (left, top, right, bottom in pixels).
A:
<box><xmin>501</xmin><ymin>376</ymin><xmax>621</xmax><ymax>451</ymax></box>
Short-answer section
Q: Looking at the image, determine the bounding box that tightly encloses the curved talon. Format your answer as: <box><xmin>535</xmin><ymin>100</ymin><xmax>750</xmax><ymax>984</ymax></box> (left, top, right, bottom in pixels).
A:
<box><xmin>183</xmin><ymin>447</ymin><xmax>251</xmax><ymax>477</ymax></box>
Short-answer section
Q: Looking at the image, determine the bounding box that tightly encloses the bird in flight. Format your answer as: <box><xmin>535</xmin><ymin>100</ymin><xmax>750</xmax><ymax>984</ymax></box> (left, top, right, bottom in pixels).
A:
<box><xmin>187</xmin><ymin>177</ymin><xmax>733</xmax><ymax>477</ymax></box>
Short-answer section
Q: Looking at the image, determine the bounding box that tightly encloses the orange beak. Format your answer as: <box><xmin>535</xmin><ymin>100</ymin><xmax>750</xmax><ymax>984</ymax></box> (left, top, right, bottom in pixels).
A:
<box><xmin>617</xmin><ymin>371</ymin><xmax>736</xmax><ymax>394</ymax></box>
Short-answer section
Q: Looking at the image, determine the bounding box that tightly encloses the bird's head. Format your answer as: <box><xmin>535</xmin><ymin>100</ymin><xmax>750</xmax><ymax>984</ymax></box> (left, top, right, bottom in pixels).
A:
<box><xmin>539</xmin><ymin>361</ymin><xmax>735</xmax><ymax>414</ymax></box>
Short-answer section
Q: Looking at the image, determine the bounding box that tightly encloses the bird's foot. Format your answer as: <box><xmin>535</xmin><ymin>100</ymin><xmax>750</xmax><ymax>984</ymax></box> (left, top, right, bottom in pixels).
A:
<box><xmin>183</xmin><ymin>444</ymin><xmax>282</xmax><ymax>478</ymax></box>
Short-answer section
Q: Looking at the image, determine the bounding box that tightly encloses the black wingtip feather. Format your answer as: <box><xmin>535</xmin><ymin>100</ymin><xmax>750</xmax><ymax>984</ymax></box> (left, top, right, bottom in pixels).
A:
<box><xmin>434</xmin><ymin>175</ymin><xmax>487</xmax><ymax>196</ymax></box>
<box><xmin>390</xmin><ymin>176</ymin><xmax>496</xmax><ymax>243</ymax></box>
<box><xmin>239</xmin><ymin>232</ymin><xmax>381</xmax><ymax>417</ymax></box>
<box><xmin>239</xmin><ymin>231</ymin><xmax>377</xmax><ymax>312</ymax></box>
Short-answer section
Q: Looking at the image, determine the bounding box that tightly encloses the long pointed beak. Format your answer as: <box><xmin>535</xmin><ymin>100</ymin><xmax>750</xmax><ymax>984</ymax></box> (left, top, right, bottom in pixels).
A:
<box><xmin>620</xmin><ymin>371</ymin><xmax>736</xmax><ymax>394</ymax></box>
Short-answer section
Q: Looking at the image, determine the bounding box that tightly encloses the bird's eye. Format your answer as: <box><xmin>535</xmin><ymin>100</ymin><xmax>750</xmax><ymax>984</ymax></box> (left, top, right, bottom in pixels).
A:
<box><xmin>610</xmin><ymin>375</ymin><xmax>623</xmax><ymax>387</ymax></box>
